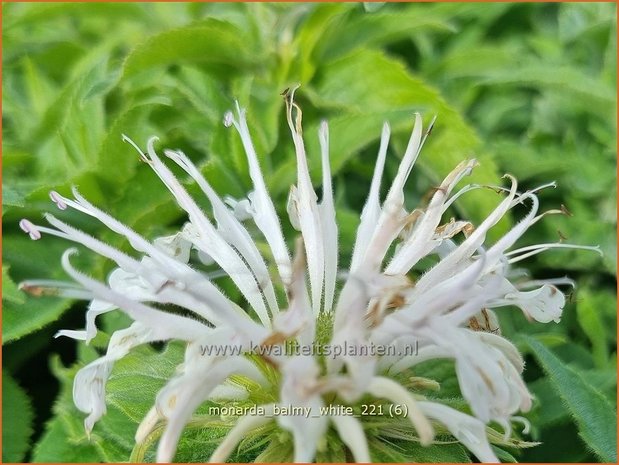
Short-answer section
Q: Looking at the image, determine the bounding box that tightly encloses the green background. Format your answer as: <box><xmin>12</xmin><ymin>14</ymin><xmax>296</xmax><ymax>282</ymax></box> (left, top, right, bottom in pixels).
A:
<box><xmin>2</xmin><ymin>2</ymin><xmax>617</xmax><ymax>462</ymax></box>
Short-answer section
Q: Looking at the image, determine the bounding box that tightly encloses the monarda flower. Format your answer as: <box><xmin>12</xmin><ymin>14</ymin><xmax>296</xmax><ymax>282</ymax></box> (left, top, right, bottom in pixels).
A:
<box><xmin>19</xmin><ymin>89</ymin><xmax>600</xmax><ymax>463</ymax></box>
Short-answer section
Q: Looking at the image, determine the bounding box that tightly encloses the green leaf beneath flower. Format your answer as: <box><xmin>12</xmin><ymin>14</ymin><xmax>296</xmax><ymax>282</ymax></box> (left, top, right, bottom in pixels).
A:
<box><xmin>2</xmin><ymin>371</ymin><xmax>34</xmax><ymax>462</ymax></box>
<box><xmin>525</xmin><ymin>336</ymin><xmax>617</xmax><ymax>462</ymax></box>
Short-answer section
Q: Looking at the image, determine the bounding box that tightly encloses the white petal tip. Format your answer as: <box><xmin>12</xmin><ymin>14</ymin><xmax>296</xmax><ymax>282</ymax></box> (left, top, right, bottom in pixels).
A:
<box><xmin>381</xmin><ymin>121</ymin><xmax>391</xmax><ymax>135</ymax></box>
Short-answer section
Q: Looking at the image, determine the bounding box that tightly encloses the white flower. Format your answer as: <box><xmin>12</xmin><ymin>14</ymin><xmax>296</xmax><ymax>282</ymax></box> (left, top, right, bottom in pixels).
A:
<box><xmin>20</xmin><ymin>89</ymin><xmax>601</xmax><ymax>463</ymax></box>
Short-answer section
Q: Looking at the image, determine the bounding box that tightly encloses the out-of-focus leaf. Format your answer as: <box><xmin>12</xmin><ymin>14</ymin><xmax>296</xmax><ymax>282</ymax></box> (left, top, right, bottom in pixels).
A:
<box><xmin>479</xmin><ymin>66</ymin><xmax>615</xmax><ymax>108</ymax></box>
<box><xmin>576</xmin><ymin>287</ymin><xmax>611</xmax><ymax>368</ymax></box>
<box><xmin>94</xmin><ymin>104</ymin><xmax>164</xmax><ymax>186</ymax></box>
<box><xmin>2</xmin><ymin>371</ymin><xmax>34</xmax><ymax>462</ymax></box>
<box><xmin>309</xmin><ymin>49</ymin><xmax>506</xmax><ymax>228</ymax></box>
<box><xmin>1</xmin><ymin>184</ymin><xmax>25</xmax><ymax>211</ymax></box>
<box><xmin>291</xmin><ymin>3</ymin><xmax>350</xmax><ymax>83</ymax></box>
<box><xmin>558</xmin><ymin>2</ymin><xmax>616</xmax><ymax>43</ymax></box>
<box><xmin>525</xmin><ymin>336</ymin><xmax>617</xmax><ymax>462</ymax></box>
<box><xmin>3</xmin><ymin>2</ymin><xmax>148</xmax><ymax>32</ymax></box>
<box><xmin>539</xmin><ymin>199</ymin><xmax>616</xmax><ymax>274</ymax></box>
<box><xmin>314</xmin><ymin>7</ymin><xmax>457</xmax><ymax>64</ymax></box>
<box><xmin>2</xmin><ymin>290</ymin><xmax>72</xmax><ymax>345</ymax></box>
<box><xmin>121</xmin><ymin>20</ymin><xmax>259</xmax><ymax>81</ymax></box>
<box><xmin>430</xmin><ymin>45</ymin><xmax>521</xmax><ymax>79</ymax></box>
<box><xmin>2</xmin><ymin>3</ymin><xmax>617</xmax><ymax>464</ymax></box>
<box><xmin>362</xmin><ymin>3</ymin><xmax>386</xmax><ymax>13</ymax></box>
<box><xmin>32</xmin><ymin>58</ymin><xmax>111</xmax><ymax>149</ymax></box>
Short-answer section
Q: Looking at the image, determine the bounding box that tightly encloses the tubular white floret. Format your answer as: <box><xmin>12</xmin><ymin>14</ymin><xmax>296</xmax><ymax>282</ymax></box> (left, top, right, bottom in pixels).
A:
<box><xmin>331</xmin><ymin>415</ymin><xmax>371</xmax><ymax>463</ymax></box>
<box><xmin>318</xmin><ymin>120</ymin><xmax>338</xmax><ymax>315</ymax></box>
<box><xmin>284</xmin><ymin>87</ymin><xmax>325</xmax><ymax>315</ymax></box>
<box><xmin>351</xmin><ymin>122</ymin><xmax>390</xmax><ymax>272</ymax></box>
<box><xmin>164</xmin><ymin>148</ymin><xmax>280</xmax><ymax>315</ymax></box>
<box><xmin>225</xmin><ymin>102</ymin><xmax>292</xmax><ymax>287</ymax></box>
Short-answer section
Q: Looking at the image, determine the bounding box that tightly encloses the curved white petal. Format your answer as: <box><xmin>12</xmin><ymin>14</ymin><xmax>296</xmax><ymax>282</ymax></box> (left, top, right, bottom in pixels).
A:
<box><xmin>284</xmin><ymin>91</ymin><xmax>325</xmax><ymax>314</ymax></box>
<box><xmin>164</xmin><ymin>149</ymin><xmax>279</xmax><ymax>316</ymax></box>
<box><xmin>331</xmin><ymin>414</ymin><xmax>371</xmax><ymax>463</ymax></box>
<box><xmin>278</xmin><ymin>356</ymin><xmax>328</xmax><ymax>463</ymax></box>
<box><xmin>494</xmin><ymin>281</ymin><xmax>565</xmax><ymax>323</ymax></box>
<box><xmin>156</xmin><ymin>352</ymin><xmax>265</xmax><ymax>463</ymax></box>
<box><xmin>367</xmin><ymin>376</ymin><xmax>434</xmax><ymax>445</ymax></box>
<box><xmin>137</xmin><ymin>137</ymin><xmax>271</xmax><ymax>327</ymax></box>
<box><xmin>226</xmin><ymin>104</ymin><xmax>292</xmax><ymax>287</ymax></box>
<box><xmin>387</xmin><ymin>345</ymin><xmax>452</xmax><ymax>375</ymax></box>
<box><xmin>45</xmin><ymin>211</ymin><xmax>251</xmax><ymax>330</ymax></box>
<box><xmin>351</xmin><ymin>122</ymin><xmax>390</xmax><ymax>272</ymax></box>
<box><xmin>61</xmin><ymin>249</ymin><xmax>209</xmax><ymax>340</ymax></box>
<box><xmin>386</xmin><ymin>159</ymin><xmax>477</xmax><ymax>274</ymax></box>
<box><xmin>361</xmin><ymin>114</ymin><xmax>434</xmax><ymax>272</ymax></box>
<box><xmin>153</xmin><ymin>232</ymin><xmax>192</xmax><ymax>263</ymax></box>
<box><xmin>55</xmin><ymin>299</ymin><xmax>115</xmax><ymax>343</ymax></box>
<box><xmin>415</xmin><ymin>176</ymin><xmax>519</xmax><ymax>294</ymax></box>
<box><xmin>419</xmin><ymin>401</ymin><xmax>499</xmax><ymax>463</ymax></box>
<box><xmin>74</xmin><ymin>322</ymin><xmax>170</xmax><ymax>434</ymax></box>
<box><xmin>136</xmin><ymin>406</ymin><xmax>160</xmax><ymax>444</ymax></box>
<box><xmin>318</xmin><ymin>121</ymin><xmax>338</xmax><ymax>314</ymax></box>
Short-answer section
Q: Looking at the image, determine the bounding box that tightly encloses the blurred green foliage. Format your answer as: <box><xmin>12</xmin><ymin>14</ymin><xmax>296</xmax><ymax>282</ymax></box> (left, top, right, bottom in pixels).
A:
<box><xmin>2</xmin><ymin>2</ymin><xmax>616</xmax><ymax>463</ymax></box>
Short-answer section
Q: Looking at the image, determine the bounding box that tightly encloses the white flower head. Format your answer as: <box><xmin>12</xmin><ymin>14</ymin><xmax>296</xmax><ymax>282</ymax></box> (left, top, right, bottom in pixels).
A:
<box><xmin>20</xmin><ymin>91</ymin><xmax>601</xmax><ymax>463</ymax></box>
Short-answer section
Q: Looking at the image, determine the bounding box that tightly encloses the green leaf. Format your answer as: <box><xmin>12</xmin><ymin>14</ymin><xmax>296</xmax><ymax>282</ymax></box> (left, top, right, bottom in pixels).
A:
<box><xmin>2</xmin><ymin>289</ymin><xmax>72</xmax><ymax>344</ymax></box>
<box><xmin>2</xmin><ymin>235</ymin><xmax>73</xmax><ymax>343</ymax></box>
<box><xmin>368</xmin><ymin>436</ymin><xmax>470</xmax><ymax>462</ymax></box>
<box><xmin>309</xmin><ymin>49</ymin><xmax>507</xmax><ymax>229</ymax></box>
<box><xmin>93</xmin><ymin>103</ymin><xmax>164</xmax><ymax>186</ymax></box>
<box><xmin>479</xmin><ymin>66</ymin><xmax>616</xmax><ymax>109</ymax></box>
<box><xmin>32</xmin><ymin>355</ymin><xmax>105</xmax><ymax>462</ymax></box>
<box><xmin>40</xmin><ymin>343</ymin><xmax>184</xmax><ymax>462</ymax></box>
<box><xmin>314</xmin><ymin>6</ymin><xmax>457</xmax><ymax>64</ymax></box>
<box><xmin>121</xmin><ymin>20</ymin><xmax>259</xmax><ymax>81</ymax></box>
<box><xmin>291</xmin><ymin>3</ymin><xmax>351</xmax><ymax>83</ymax></box>
<box><xmin>32</xmin><ymin>57</ymin><xmax>111</xmax><ymax>150</ymax></box>
<box><xmin>2</xmin><ymin>371</ymin><xmax>34</xmax><ymax>462</ymax></box>
<box><xmin>32</xmin><ymin>418</ymin><xmax>101</xmax><ymax>463</ymax></box>
<box><xmin>558</xmin><ymin>3</ymin><xmax>616</xmax><ymax>43</ymax></box>
<box><xmin>1</xmin><ymin>183</ymin><xmax>25</xmax><ymax>209</ymax></box>
<box><xmin>525</xmin><ymin>336</ymin><xmax>617</xmax><ymax>462</ymax></box>
<box><xmin>576</xmin><ymin>287</ymin><xmax>610</xmax><ymax>368</ymax></box>
<box><xmin>530</xmin><ymin>367</ymin><xmax>617</xmax><ymax>429</ymax></box>
<box><xmin>2</xmin><ymin>265</ymin><xmax>25</xmax><ymax>305</ymax></box>
<box><xmin>3</xmin><ymin>3</ymin><xmax>148</xmax><ymax>33</ymax></box>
